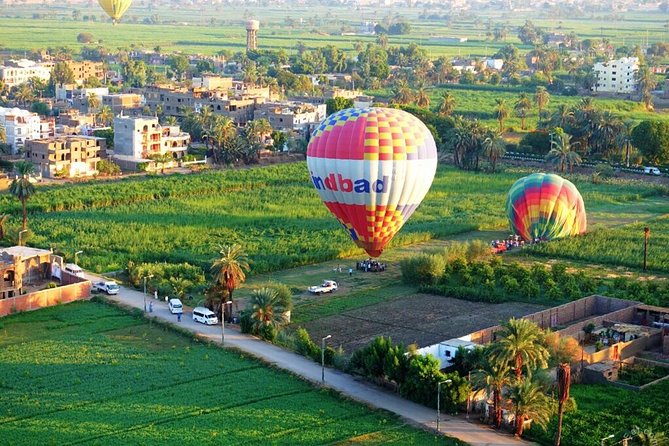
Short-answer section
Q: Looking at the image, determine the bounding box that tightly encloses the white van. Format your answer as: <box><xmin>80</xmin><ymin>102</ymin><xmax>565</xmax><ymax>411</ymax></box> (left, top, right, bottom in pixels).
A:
<box><xmin>168</xmin><ymin>298</ymin><xmax>183</xmax><ymax>314</ymax></box>
<box><xmin>64</xmin><ymin>263</ymin><xmax>85</xmax><ymax>278</ymax></box>
<box><xmin>644</xmin><ymin>166</ymin><xmax>661</xmax><ymax>176</ymax></box>
<box><xmin>192</xmin><ymin>307</ymin><xmax>218</xmax><ymax>325</ymax></box>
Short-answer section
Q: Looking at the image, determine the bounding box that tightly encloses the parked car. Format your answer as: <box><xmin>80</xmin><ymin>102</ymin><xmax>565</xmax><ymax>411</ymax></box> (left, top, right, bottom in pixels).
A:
<box><xmin>192</xmin><ymin>307</ymin><xmax>218</xmax><ymax>325</ymax></box>
<box><xmin>64</xmin><ymin>263</ymin><xmax>85</xmax><ymax>278</ymax></box>
<box><xmin>168</xmin><ymin>298</ymin><xmax>183</xmax><ymax>314</ymax></box>
<box><xmin>644</xmin><ymin>166</ymin><xmax>661</xmax><ymax>176</ymax></box>
<box><xmin>93</xmin><ymin>281</ymin><xmax>120</xmax><ymax>295</ymax></box>
<box><xmin>308</xmin><ymin>280</ymin><xmax>338</xmax><ymax>295</ymax></box>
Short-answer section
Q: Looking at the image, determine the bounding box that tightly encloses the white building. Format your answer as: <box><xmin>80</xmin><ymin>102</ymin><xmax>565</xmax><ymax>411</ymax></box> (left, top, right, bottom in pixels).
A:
<box><xmin>253</xmin><ymin>102</ymin><xmax>326</xmax><ymax>132</ymax></box>
<box><xmin>593</xmin><ymin>57</ymin><xmax>639</xmax><ymax>94</ymax></box>
<box><xmin>0</xmin><ymin>107</ymin><xmax>54</xmax><ymax>154</ymax></box>
<box><xmin>113</xmin><ymin>116</ymin><xmax>190</xmax><ymax>162</ymax></box>
<box><xmin>415</xmin><ymin>338</ymin><xmax>478</xmax><ymax>369</ymax></box>
<box><xmin>0</xmin><ymin>59</ymin><xmax>52</xmax><ymax>89</ymax></box>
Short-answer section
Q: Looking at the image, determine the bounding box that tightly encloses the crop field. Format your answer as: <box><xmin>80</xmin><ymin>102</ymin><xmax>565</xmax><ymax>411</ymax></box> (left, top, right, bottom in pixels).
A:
<box><xmin>527</xmin><ymin>381</ymin><xmax>669</xmax><ymax>446</ymax></box>
<box><xmin>2</xmin><ymin>4</ymin><xmax>669</xmax><ymax>57</ymax></box>
<box><xmin>2</xmin><ymin>163</ymin><xmax>666</xmax><ymax>276</ymax></box>
<box><xmin>0</xmin><ymin>301</ymin><xmax>457</xmax><ymax>445</ymax></box>
<box><xmin>300</xmin><ymin>293</ymin><xmax>545</xmax><ymax>353</ymax></box>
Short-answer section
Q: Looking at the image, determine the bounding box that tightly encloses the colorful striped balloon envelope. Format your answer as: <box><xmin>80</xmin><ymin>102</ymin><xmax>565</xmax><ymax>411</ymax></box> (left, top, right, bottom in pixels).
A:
<box><xmin>506</xmin><ymin>173</ymin><xmax>587</xmax><ymax>241</ymax></box>
<box><xmin>307</xmin><ymin>107</ymin><xmax>438</xmax><ymax>257</ymax></box>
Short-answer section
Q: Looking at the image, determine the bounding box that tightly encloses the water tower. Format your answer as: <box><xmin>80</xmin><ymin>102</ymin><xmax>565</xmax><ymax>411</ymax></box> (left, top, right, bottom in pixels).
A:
<box><xmin>246</xmin><ymin>20</ymin><xmax>260</xmax><ymax>51</ymax></box>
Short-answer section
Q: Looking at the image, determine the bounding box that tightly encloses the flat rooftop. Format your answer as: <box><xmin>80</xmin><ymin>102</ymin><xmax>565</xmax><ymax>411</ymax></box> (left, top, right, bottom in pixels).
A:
<box><xmin>0</xmin><ymin>246</ymin><xmax>51</xmax><ymax>258</ymax></box>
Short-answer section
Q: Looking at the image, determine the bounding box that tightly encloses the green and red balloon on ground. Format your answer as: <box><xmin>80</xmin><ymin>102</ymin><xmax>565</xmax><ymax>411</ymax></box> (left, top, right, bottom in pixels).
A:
<box><xmin>306</xmin><ymin>107</ymin><xmax>438</xmax><ymax>257</ymax></box>
<box><xmin>506</xmin><ymin>173</ymin><xmax>587</xmax><ymax>241</ymax></box>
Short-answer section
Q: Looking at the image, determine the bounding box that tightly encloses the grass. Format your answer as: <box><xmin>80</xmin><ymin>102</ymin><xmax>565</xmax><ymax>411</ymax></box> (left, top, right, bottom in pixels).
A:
<box><xmin>527</xmin><ymin>381</ymin><xmax>669</xmax><ymax>446</ymax></box>
<box><xmin>0</xmin><ymin>300</ymin><xmax>461</xmax><ymax>445</ymax></box>
<box><xmin>2</xmin><ymin>163</ymin><xmax>667</xmax><ymax>277</ymax></box>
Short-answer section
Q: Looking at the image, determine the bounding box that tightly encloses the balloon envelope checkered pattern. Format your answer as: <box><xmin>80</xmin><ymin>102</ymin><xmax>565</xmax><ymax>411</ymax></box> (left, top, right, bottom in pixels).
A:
<box><xmin>506</xmin><ymin>173</ymin><xmax>587</xmax><ymax>241</ymax></box>
<box><xmin>307</xmin><ymin>107</ymin><xmax>438</xmax><ymax>257</ymax></box>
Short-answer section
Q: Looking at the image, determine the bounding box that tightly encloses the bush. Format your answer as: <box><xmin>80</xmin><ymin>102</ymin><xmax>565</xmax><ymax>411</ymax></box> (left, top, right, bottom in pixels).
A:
<box><xmin>400</xmin><ymin>254</ymin><xmax>446</xmax><ymax>285</ymax></box>
<box><xmin>519</xmin><ymin>131</ymin><xmax>552</xmax><ymax>155</ymax></box>
<box><xmin>239</xmin><ymin>311</ymin><xmax>253</xmax><ymax>334</ymax></box>
<box><xmin>97</xmin><ymin>159</ymin><xmax>121</xmax><ymax>176</ymax></box>
<box><xmin>294</xmin><ymin>327</ymin><xmax>320</xmax><ymax>362</ymax></box>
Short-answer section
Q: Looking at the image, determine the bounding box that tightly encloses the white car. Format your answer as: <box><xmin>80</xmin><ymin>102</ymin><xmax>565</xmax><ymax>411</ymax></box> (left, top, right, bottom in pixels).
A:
<box><xmin>168</xmin><ymin>298</ymin><xmax>183</xmax><ymax>314</ymax></box>
<box><xmin>308</xmin><ymin>280</ymin><xmax>338</xmax><ymax>295</ymax></box>
<box><xmin>644</xmin><ymin>166</ymin><xmax>661</xmax><ymax>176</ymax></box>
<box><xmin>94</xmin><ymin>281</ymin><xmax>120</xmax><ymax>295</ymax></box>
<box><xmin>192</xmin><ymin>307</ymin><xmax>218</xmax><ymax>325</ymax></box>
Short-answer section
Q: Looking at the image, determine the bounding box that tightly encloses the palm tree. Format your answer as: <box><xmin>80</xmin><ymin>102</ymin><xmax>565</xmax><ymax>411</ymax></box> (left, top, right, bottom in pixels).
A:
<box><xmin>151</xmin><ymin>153</ymin><xmax>173</xmax><ymax>174</ymax></box>
<box><xmin>210</xmin><ymin>244</ymin><xmax>250</xmax><ymax>322</ymax></box>
<box><xmin>416</xmin><ymin>88</ymin><xmax>430</xmax><ymax>108</ymax></box>
<box><xmin>534</xmin><ymin>86</ymin><xmax>550</xmax><ymax>116</ymax></box>
<box><xmin>164</xmin><ymin>115</ymin><xmax>178</xmax><ymax>126</ymax></box>
<box><xmin>208</xmin><ymin>115</ymin><xmax>237</xmax><ymax>164</ymax></box>
<box><xmin>169</xmin><ymin>277</ymin><xmax>191</xmax><ymax>300</ymax></box>
<box><xmin>14</xmin><ymin>84</ymin><xmax>35</xmax><ymax>108</ymax></box>
<box><xmin>547</xmin><ymin>104</ymin><xmax>573</xmax><ymax>130</ymax></box>
<box><xmin>9</xmin><ymin>161</ymin><xmax>36</xmax><ymax>231</ymax></box>
<box><xmin>506</xmin><ymin>377</ymin><xmax>554</xmax><ymax>437</ymax></box>
<box><xmin>97</xmin><ymin>106</ymin><xmax>114</xmax><ymax>126</ymax></box>
<box><xmin>554</xmin><ymin>363</ymin><xmax>571</xmax><ymax>446</ymax></box>
<box><xmin>483</xmin><ymin>132</ymin><xmax>506</xmax><ymax>173</ymax></box>
<box><xmin>637</xmin><ymin>65</ymin><xmax>657</xmax><ymax>111</ymax></box>
<box><xmin>0</xmin><ymin>214</ymin><xmax>9</xmax><ymax>240</ymax></box>
<box><xmin>546</xmin><ymin>130</ymin><xmax>582</xmax><ymax>173</ymax></box>
<box><xmin>87</xmin><ymin>93</ymin><xmax>101</xmax><ymax>112</ymax></box>
<box><xmin>392</xmin><ymin>80</ymin><xmax>414</xmax><ymax>105</ymax></box>
<box><xmin>490</xmin><ymin>318</ymin><xmax>549</xmax><ymax>379</ymax></box>
<box><xmin>494</xmin><ymin>99</ymin><xmax>510</xmax><ymax>133</ymax></box>
<box><xmin>514</xmin><ymin>93</ymin><xmax>532</xmax><ymax>130</ymax></box>
<box><xmin>248</xmin><ymin>287</ymin><xmax>289</xmax><ymax>334</ymax></box>
<box><xmin>616</xmin><ymin>119</ymin><xmax>636</xmax><ymax>167</ymax></box>
<box><xmin>245</xmin><ymin>118</ymin><xmax>272</xmax><ymax>146</ymax></box>
<box><xmin>438</xmin><ymin>91</ymin><xmax>456</xmax><ymax>116</ymax></box>
<box><xmin>472</xmin><ymin>357</ymin><xmax>511</xmax><ymax>428</ymax></box>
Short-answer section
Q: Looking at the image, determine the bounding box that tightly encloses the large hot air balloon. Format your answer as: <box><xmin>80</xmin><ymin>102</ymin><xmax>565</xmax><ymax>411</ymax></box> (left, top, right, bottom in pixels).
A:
<box><xmin>97</xmin><ymin>0</ymin><xmax>133</xmax><ymax>24</ymax></box>
<box><xmin>506</xmin><ymin>173</ymin><xmax>587</xmax><ymax>241</ymax></box>
<box><xmin>307</xmin><ymin>107</ymin><xmax>438</xmax><ymax>257</ymax></box>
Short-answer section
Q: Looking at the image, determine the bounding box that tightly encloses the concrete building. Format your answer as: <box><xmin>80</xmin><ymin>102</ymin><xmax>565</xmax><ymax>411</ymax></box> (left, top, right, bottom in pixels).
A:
<box><xmin>113</xmin><ymin>116</ymin><xmax>189</xmax><ymax>162</ymax></box>
<box><xmin>0</xmin><ymin>107</ymin><xmax>54</xmax><ymax>153</ymax></box>
<box><xmin>0</xmin><ymin>246</ymin><xmax>52</xmax><ymax>299</ymax></box>
<box><xmin>191</xmin><ymin>75</ymin><xmax>233</xmax><ymax>90</ymax></box>
<box><xmin>593</xmin><ymin>57</ymin><xmax>639</xmax><ymax>94</ymax></box>
<box><xmin>64</xmin><ymin>60</ymin><xmax>105</xmax><ymax>85</ymax></box>
<box><xmin>253</xmin><ymin>102</ymin><xmax>326</xmax><ymax>132</ymax></box>
<box><xmin>25</xmin><ymin>136</ymin><xmax>104</xmax><ymax>179</ymax></box>
<box><xmin>246</xmin><ymin>20</ymin><xmax>259</xmax><ymax>51</ymax></box>
<box><xmin>0</xmin><ymin>59</ymin><xmax>52</xmax><ymax>88</ymax></box>
<box><xmin>102</xmin><ymin>94</ymin><xmax>144</xmax><ymax>115</ymax></box>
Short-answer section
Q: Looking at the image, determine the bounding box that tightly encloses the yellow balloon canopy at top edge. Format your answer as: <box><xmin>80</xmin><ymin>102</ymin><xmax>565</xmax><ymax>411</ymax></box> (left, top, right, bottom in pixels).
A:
<box><xmin>97</xmin><ymin>0</ymin><xmax>133</xmax><ymax>24</ymax></box>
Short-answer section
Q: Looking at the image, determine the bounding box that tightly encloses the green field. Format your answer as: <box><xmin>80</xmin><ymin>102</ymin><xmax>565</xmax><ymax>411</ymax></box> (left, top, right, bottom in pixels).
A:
<box><xmin>0</xmin><ymin>300</ymin><xmax>457</xmax><ymax>445</ymax></box>
<box><xmin>2</xmin><ymin>163</ymin><xmax>667</xmax><ymax>276</ymax></box>
<box><xmin>2</xmin><ymin>4</ymin><xmax>669</xmax><ymax>58</ymax></box>
<box><xmin>527</xmin><ymin>381</ymin><xmax>669</xmax><ymax>446</ymax></box>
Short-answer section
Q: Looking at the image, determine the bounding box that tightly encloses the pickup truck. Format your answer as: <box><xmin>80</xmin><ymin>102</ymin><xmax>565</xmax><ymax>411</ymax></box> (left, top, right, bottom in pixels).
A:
<box><xmin>308</xmin><ymin>280</ymin><xmax>338</xmax><ymax>295</ymax></box>
<box><xmin>94</xmin><ymin>281</ymin><xmax>121</xmax><ymax>295</ymax></box>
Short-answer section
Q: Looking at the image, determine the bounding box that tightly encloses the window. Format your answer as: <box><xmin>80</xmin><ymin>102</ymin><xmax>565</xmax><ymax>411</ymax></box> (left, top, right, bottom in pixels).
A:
<box><xmin>445</xmin><ymin>350</ymin><xmax>451</xmax><ymax>357</ymax></box>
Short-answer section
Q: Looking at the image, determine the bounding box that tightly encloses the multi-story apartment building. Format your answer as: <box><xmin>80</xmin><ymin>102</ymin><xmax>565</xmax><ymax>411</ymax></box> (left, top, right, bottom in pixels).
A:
<box><xmin>113</xmin><ymin>116</ymin><xmax>190</xmax><ymax>161</ymax></box>
<box><xmin>593</xmin><ymin>57</ymin><xmax>639</xmax><ymax>94</ymax></box>
<box><xmin>102</xmin><ymin>94</ymin><xmax>144</xmax><ymax>114</ymax></box>
<box><xmin>0</xmin><ymin>59</ymin><xmax>53</xmax><ymax>88</ymax></box>
<box><xmin>25</xmin><ymin>136</ymin><xmax>104</xmax><ymax>178</ymax></box>
<box><xmin>64</xmin><ymin>60</ymin><xmax>105</xmax><ymax>85</ymax></box>
<box><xmin>253</xmin><ymin>102</ymin><xmax>326</xmax><ymax>132</ymax></box>
<box><xmin>0</xmin><ymin>107</ymin><xmax>55</xmax><ymax>153</ymax></box>
<box><xmin>135</xmin><ymin>85</ymin><xmax>264</xmax><ymax>125</ymax></box>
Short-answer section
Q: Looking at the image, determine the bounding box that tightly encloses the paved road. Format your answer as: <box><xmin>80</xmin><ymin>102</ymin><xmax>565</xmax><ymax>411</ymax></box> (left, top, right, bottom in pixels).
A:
<box><xmin>87</xmin><ymin>274</ymin><xmax>535</xmax><ymax>446</ymax></box>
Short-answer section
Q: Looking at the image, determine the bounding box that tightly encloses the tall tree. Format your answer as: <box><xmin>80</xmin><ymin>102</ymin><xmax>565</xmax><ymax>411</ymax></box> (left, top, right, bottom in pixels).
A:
<box><xmin>546</xmin><ymin>129</ymin><xmax>582</xmax><ymax>173</ymax></box>
<box><xmin>9</xmin><ymin>161</ymin><xmax>36</xmax><ymax>231</ymax></box>
<box><xmin>637</xmin><ymin>65</ymin><xmax>657</xmax><ymax>111</ymax></box>
<box><xmin>438</xmin><ymin>91</ymin><xmax>456</xmax><ymax>116</ymax></box>
<box><xmin>51</xmin><ymin>61</ymin><xmax>75</xmax><ymax>87</ymax></box>
<box><xmin>97</xmin><ymin>105</ymin><xmax>114</xmax><ymax>126</ymax></box>
<box><xmin>514</xmin><ymin>93</ymin><xmax>532</xmax><ymax>130</ymax></box>
<box><xmin>489</xmin><ymin>318</ymin><xmax>549</xmax><ymax>379</ymax></box>
<box><xmin>472</xmin><ymin>357</ymin><xmax>511</xmax><ymax>428</ymax></box>
<box><xmin>483</xmin><ymin>132</ymin><xmax>507</xmax><ymax>173</ymax></box>
<box><xmin>494</xmin><ymin>99</ymin><xmax>510</xmax><ymax>133</ymax></box>
<box><xmin>554</xmin><ymin>363</ymin><xmax>571</xmax><ymax>446</ymax></box>
<box><xmin>416</xmin><ymin>87</ymin><xmax>430</xmax><ymax>108</ymax></box>
<box><xmin>507</xmin><ymin>377</ymin><xmax>554</xmax><ymax>437</ymax></box>
<box><xmin>87</xmin><ymin>93</ymin><xmax>101</xmax><ymax>113</ymax></box>
<box><xmin>534</xmin><ymin>86</ymin><xmax>550</xmax><ymax>117</ymax></box>
<box><xmin>210</xmin><ymin>244</ymin><xmax>250</xmax><ymax>322</ymax></box>
<box><xmin>631</xmin><ymin>120</ymin><xmax>669</xmax><ymax>165</ymax></box>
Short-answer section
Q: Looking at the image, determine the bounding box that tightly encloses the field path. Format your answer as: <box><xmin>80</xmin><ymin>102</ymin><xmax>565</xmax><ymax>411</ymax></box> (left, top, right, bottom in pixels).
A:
<box><xmin>86</xmin><ymin>273</ymin><xmax>535</xmax><ymax>446</ymax></box>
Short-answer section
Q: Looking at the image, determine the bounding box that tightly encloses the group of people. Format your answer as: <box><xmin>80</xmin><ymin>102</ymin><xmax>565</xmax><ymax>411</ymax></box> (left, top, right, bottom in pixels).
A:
<box><xmin>490</xmin><ymin>235</ymin><xmax>548</xmax><ymax>254</ymax></box>
<box><xmin>356</xmin><ymin>259</ymin><xmax>386</xmax><ymax>272</ymax></box>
